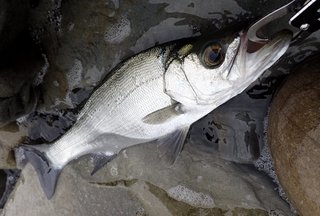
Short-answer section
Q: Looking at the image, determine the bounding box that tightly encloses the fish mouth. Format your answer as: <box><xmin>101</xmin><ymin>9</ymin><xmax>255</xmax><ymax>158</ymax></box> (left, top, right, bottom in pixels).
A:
<box><xmin>239</xmin><ymin>30</ymin><xmax>292</xmax><ymax>81</ymax></box>
<box><xmin>245</xmin><ymin>29</ymin><xmax>293</xmax><ymax>54</ymax></box>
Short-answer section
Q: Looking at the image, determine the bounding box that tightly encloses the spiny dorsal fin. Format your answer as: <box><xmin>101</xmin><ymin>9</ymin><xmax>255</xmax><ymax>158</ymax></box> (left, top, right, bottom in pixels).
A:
<box><xmin>142</xmin><ymin>103</ymin><xmax>184</xmax><ymax>125</ymax></box>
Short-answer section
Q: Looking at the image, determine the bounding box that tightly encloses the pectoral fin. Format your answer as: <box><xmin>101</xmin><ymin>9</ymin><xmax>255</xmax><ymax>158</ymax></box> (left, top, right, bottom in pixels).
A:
<box><xmin>156</xmin><ymin>126</ymin><xmax>189</xmax><ymax>164</ymax></box>
<box><xmin>142</xmin><ymin>103</ymin><xmax>184</xmax><ymax>125</ymax></box>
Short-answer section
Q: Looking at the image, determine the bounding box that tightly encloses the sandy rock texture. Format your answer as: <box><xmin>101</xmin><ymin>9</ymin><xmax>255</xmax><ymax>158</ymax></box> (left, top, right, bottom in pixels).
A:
<box><xmin>268</xmin><ymin>56</ymin><xmax>320</xmax><ymax>216</ymax></box>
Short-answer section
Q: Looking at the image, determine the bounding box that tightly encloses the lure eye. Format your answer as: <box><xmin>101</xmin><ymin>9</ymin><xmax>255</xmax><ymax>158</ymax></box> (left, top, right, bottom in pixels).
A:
<box><xmin>201</xmin><ymin>42</ymin><xmax>224</xmax><ymax>68</ymax></box>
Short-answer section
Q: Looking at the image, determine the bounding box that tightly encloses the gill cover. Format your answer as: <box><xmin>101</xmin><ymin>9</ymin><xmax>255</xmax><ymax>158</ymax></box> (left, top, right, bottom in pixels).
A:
<box><xmin>164</xmin><ymin>31</ymin><xmax>292</xmax><ymax>106</ymax></box>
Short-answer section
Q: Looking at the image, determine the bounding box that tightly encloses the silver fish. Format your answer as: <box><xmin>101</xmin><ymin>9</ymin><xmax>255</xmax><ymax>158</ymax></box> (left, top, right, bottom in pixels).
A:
<box><xmin>18</xmin><ymin>31</ymin><xmax>292</xmax><ymax>199</ymax></box>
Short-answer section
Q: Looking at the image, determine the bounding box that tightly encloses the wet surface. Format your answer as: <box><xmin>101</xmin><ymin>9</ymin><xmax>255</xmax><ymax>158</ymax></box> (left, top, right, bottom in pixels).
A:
<box><xmin>15</xmin><ymin>0</ymin><xmax>320</xmax><ymax>161</ymax></box>
<box><xmin>0</xmin><ymin>170</ymin><xmax>20</xmax><ymax>208</ymax></box>
<box><xmin>0</xmin><ymin>0</ymin><xmax>319</xmax><ymax>214</ymax></box>
<box><xmin>2</xmin><ymin>144</ymin><xmax>292</xmax><ymax>216</ymax></box>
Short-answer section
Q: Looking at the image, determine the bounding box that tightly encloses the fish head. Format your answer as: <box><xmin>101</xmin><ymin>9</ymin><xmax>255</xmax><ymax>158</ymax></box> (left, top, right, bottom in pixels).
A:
<box><xmin>164</xmin><ymin>31</ymin><xmax>292</xmax><ymax>106</ymax></box>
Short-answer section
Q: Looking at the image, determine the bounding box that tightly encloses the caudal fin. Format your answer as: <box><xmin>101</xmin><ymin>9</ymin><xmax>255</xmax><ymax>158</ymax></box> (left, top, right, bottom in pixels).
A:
<box><xmin>17</xmin><ymin>146</ymin><xmax>61</xmax><ymax>199</ymax></box>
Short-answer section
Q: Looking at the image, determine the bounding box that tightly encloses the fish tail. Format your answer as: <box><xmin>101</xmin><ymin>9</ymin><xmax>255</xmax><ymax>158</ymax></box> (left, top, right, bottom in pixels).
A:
<box><xmin>15</xmin><ymin>145</ymin><xmax>61</xmax><ymax>199</ymax></box>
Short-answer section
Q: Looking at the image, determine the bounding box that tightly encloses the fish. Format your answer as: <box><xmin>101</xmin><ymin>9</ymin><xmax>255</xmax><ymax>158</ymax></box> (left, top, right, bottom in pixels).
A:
<box><xmin>16</xmin><ymin>30</ymin><xmax>292</xmax><ymax>199</ymax></box>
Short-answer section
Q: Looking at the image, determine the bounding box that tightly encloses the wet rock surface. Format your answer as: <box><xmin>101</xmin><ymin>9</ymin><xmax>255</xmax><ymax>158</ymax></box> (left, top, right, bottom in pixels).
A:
<box><xmin>0</xmin><ymin>1</ymin><xmax>29</xmax><ymax>54</ymax></box>
<box><xmin>0</xmin><ymin>1</ymin><xmax>46</xmax><ymax>171</ymax></box>
<box><xmin>0</xmin><ymin>0</ymin><xmax>319</xmax><ymax>215</ymax></box>
<box><xmin>82</xmin><ymin>143</ymin><xmax>293</xmax><ymax>215</ymax></box>
<box><xmin>25</xmin><ymin>0</ymin><xmax>289</xmax><ymax>112</ymax></box>
<box><xmin>19</xmin><ymin>0</ymin><xmax>320</xmax><ymax>163</ymax></box>
<box><xmin>1</xmin><ymin>164</ymin><xmax>144</xmax><ymax>216</ymax></box>
<box><xmin>0</xmin><ymin>123</ymin><xmax>26</xmax><ymax>169</ymax></box>
<box><xmin>2</xmin><ymin>144</ymin><xmax>291</xmax><ymax>216</ymax></box>
<box><xmin>268</xmin><ymin>56</ymin><xmax>320</xmax><ymax>216</ymax></box>
<box><xmin>0</xmin><ymin>170</ymin><xmax>20</xmax><ymax>208</ymax></box>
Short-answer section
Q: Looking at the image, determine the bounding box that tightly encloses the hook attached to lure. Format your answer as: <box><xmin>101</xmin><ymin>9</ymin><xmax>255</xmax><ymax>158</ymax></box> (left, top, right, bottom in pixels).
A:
<box><xmin>247</xmin><ymin>0</ymin><xmax>320</xmax><ymax>44</ymax></box>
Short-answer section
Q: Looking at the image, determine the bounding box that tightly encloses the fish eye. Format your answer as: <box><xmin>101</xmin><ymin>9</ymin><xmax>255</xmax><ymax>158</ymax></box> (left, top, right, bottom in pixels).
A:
<box><xmin>200</xmin><ymin>42</ymin><xmax>224</xmax><ymax>68</ymax></box>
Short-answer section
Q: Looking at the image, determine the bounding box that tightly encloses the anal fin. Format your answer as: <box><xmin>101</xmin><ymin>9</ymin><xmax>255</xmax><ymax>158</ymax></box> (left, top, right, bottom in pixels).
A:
<box><xmin>90</xmin><ymin>153</ymin><xmax>117</xmax><ymax>175</ymax></box>
<box><xmin>156</xmin><ymin>126</ymin><xmax>189</xmax><ymax>164</ymax></box>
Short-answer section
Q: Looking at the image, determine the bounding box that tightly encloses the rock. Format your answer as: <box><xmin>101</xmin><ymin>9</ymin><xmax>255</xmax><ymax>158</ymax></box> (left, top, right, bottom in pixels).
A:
<box><xmin>0</xmin><ymin>51</ymin><xmax>43</xmax><ymax>166</ymax></box>
<box><xmin>2</xmin><ymin>142</ymin><xmax>292</xmax><ymax>216</ymax></box>
<box><xmin>0</xmin><ymin>170</ymin><xmax>20</xmax><ymax>208</ymax></box>
<box><xmin>189</xmin><ymin>93</ymin><xmax>270</xmax><ymax>163</ymax></box>
<box><xmin>1</xmin><ymin>164</ymin><xmax>145</xmax><ymax>216</ymax></box>
<box><xmin>268</xmin><ymin>56</ymin><xmax>320</xmax><ymax>216</ymax></box>
<box><xmin>3</xmin><ymin>0</ymin><xmax>320</xmax><ymax>215</ymax></box>
<box><xmin>0</xmin><ymin>0</ymin><xmax>46</xmax><ymax>166</ymax></box>
<box><xmin>0</xmin><ymin>171</ymin><xmax>6</xmax><ymax>201</ymax></box>
<box><xmin>0</xmin><ymin>86</ymin><xmax>37</xmax><ymax>127</ymax></box>
<box><xmin>0</xmin><ymin>3</ymin><xmax>46</xmax><ymax>126</ymax></box>
<box><xmin>72</xmin><ymin>143</ymin><xmax>292</xmax><ymax>215</ymax></box>
<box><xmin>0</xmin><ymin>1</ymin><xmax>29</xmax><ymax>55</ymax></box>
<box><xmin>0</xmin><ymin>123</ymin><xmax>27</xmax><ymax>168</ymax></box>
<box><xmin>0</xmin><ymin>36</ymin><xmax>44</xmax><ymax>166</ymax></box>
<box><xmin>28</xmin><ymin>0</ymin><xmax>288</xmax><ymax>111</ymax></box>
<box><xmin>24</xmin><ymin>0</ymin><xmax>320</xmax><ymax>162</ymax></box>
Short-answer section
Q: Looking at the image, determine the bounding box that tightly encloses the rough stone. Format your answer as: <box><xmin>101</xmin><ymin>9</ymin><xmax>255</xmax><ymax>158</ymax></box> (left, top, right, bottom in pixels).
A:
<box><xmin>0</xmin><ymin>0</ymin><xmax>45</xmax><ymax>127</ymax></box>
<box><xmin>0</xmin><ymin>0</ymin><xmax>320</xmax><ymax>214</ymax></box>
<box><xmin>72</xmin><ymin>143</ymin><xmax>292</xmax><ymax>215</ymax></box>
<box><xmin>2</xmin><ymin>142</ymin><xmax>292</xmax><ymax>216</ymax></box>
<box><xmin>0</xmin><ymin>1</ymin><xmax>29</xmax><ymax>55</ymax></box>
<box><xmin>268</xmin><ymin>56</ymin><xmax>320</xmax><ymax>216</ymax></box>
<box><xmin>0</xmin><ymin>123</ymin><xmax>27</xmax><ymax>168</ymax></box>
<box><xmin>22</xmin><ymin>0</ymin><xmax>320</xmax><ymax>159</ymax></box>
<box><xmin>0</xmin><ymin>171</ymin><xmax>6</xmax><ymax>201</ymax></box>
<box><xmin>1</xmin><ymin>164</ymin><xmax>144</xmax><ymax>216</ymax></box>
<box><xmin>27</xmin><ymin>0</ymin><xmax>286</xmax><ymax>111</ymax></box>
<box><xmin>0</xmin><ymin>0</ymin><xmax>47</xmax><ymax>167</ymax></box>
<box><xmin>189</xmin><ymin>93</ymin><xmax>269</xmax><ymax>163</ymax></box>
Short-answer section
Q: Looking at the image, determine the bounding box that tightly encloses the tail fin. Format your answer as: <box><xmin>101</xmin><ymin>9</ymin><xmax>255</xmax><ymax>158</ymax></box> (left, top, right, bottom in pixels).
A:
<box><xmin>17</xmin><ymin>146</ymin><xmax>61</xmax><ymax>199</ymax></box>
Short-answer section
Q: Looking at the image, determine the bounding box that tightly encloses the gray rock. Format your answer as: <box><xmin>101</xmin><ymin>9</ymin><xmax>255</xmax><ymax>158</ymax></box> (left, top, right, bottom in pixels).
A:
<box><xmin>71</xmin><ymin>143</ymin><xmax>292</xmax><ymax>215</ymax></box>
<box><xmin>28</xmin><ymin>0</ymin><xmax>286</xmax><ymax>111</ymax></box>
<box><xmin>3</xmin><ymin>142</ymin><xmax>291</xmax><ymax>216</ymax></box>
<box><xmin>25</xmin><ymin>0</ymin><xmax>320</xmax><ymax>159</ymax></box>
<box><xmin>2</xmin><ymin>0</ymin><xmax>320</xmax><ymax>214</ymax></box>
<box><xmin>1</xmin><ymin>164</ymin><xmax>144</xmax><ymax>216</ymax></box>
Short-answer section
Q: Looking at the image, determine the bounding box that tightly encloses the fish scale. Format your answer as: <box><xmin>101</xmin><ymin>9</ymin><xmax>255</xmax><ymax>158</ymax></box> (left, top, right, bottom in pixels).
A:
<box><xmin>47</xmin><ymin>47</ymin><xmax>173</xmax><ymax>166</ymax></box>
